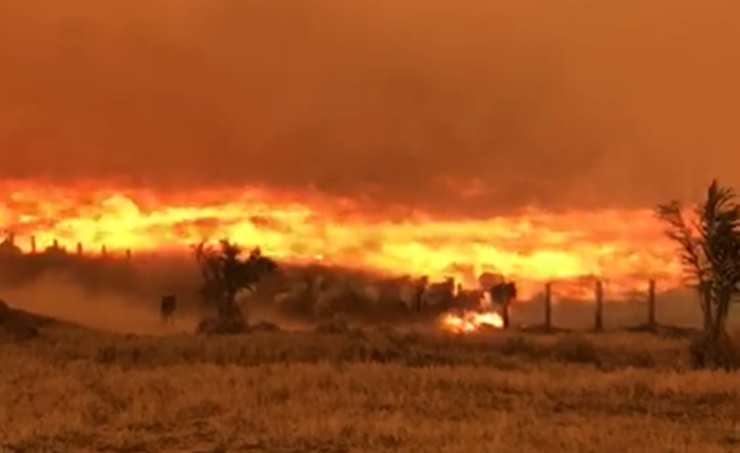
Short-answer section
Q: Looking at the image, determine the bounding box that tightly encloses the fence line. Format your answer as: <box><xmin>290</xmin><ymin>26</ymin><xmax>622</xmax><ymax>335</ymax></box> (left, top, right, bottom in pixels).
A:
<box><xmin>500</xmin><ymin>278</ymin><xmax>663</xmax><ymax>332</ymax></box>
<box><xmin>21</xmin><ymin>235</ymin><xmax>132</xmax><ymax>260</ymax></box>
<box><xmin>1</xmin><ymin>235</ymin><xmax>694</xmax><ymax>332</ymax></box>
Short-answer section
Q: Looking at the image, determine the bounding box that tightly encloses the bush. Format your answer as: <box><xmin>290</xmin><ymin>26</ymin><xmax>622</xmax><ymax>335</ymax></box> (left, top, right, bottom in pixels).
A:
<box><xmin>688</xmin><ymin>331</ymin><xmax>739</xmax><ymax>371</ymax></box>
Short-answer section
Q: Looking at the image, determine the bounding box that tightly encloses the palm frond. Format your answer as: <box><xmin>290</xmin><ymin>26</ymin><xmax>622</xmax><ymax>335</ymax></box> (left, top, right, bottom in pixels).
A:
<box><xmin>655</xmin><ymin>201</ymin><xmax>708</xmax><ymax>286</ymax></box>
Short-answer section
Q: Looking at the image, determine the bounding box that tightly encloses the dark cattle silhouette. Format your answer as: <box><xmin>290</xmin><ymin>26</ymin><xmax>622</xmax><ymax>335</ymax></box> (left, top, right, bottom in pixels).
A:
<box><xmin>490</xmin><ymin>282</ymin><xmax>517</xmax><ymax>305</ymax></box>
<box><xmin>422</xmin><ymin>277</ymin><xmax>456</xmax><ymax>310</ymax></box>
<box><xmin>453</xmin><ymin>288</ymin><xmax>485</xmax><ymax>311</ymax></box>
<box><xmin>160</xmin><ymin>295</ymin><xmax>176</xmax><ymax>325</ymax></box>
<box><xmin>413</xmin><ymin>276</ymin><xmax>429</xmax><ymax>313</ymax></box>
<box><xmin>488</xmin><ymin>281</ymin><xmax>517</xmax><ymax>328</ymax></box>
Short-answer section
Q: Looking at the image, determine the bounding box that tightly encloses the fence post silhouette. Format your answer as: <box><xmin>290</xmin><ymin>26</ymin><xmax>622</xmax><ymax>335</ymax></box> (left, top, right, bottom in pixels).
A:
<box><xmin>544</xmin><ymin>282</ymin><xmax>552</xmax><ymax>330</ymax></box>
<box><xmin>30</xmin><ymin>235</ymin><xmax>37</xmax><ymax>254</ymax></box>
<box><xmin>647</xmin><ymin>279</ymin><xmax>656</xmax><ymax>329</ymax></box>
<box><xmin>101</xmin><ymin>244</ymin><xmax>108</xmax><ymax>258</ymax></box>
<box><xmin>502</xmin><ymin>298</ymin><xmax>510</xmax><ymax>329</ymax></box>
<box><xmin>594</xmin><ymin>280</ymin><xmax>604</xmax><ymax>331</ymax></box>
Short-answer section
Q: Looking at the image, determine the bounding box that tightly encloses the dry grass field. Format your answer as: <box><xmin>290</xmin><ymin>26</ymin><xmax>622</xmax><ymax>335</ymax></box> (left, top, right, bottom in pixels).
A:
<box><xmin>1</xmin><ymin>305</ymin><xmax>740</xmax><ymax>453</ymax></box>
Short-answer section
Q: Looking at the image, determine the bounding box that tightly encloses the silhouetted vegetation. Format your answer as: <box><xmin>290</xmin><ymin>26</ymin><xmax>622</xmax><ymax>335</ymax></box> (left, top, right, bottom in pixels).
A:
<box><xmin>657</xmin><ymin>179</ymin><xmax>740</xmax><ymax>369</ymax></box>
<box><xmin>193</xmin><ymin>239</ymin><xmax>277</xmax><ymax>334</ymax></box>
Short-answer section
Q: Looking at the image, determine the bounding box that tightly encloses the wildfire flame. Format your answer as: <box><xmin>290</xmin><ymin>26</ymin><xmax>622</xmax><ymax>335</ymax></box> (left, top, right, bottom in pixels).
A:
<box><xmin>439</xmin><ymin>310</ymin><xmax>505</xmax><ymax>334</ymax></box>
<box><xmin>438</xmin><ymin>290</ymin><xmax>507</xmax><ymax>334</ymax></box>
<box><xmin>0</xmin><ymin>180</ymin><xmax>683</xmax><ymax>296</ymax></box>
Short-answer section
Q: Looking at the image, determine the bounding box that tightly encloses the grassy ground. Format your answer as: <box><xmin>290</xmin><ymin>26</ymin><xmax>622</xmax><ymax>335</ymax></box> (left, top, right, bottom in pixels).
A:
<box><xmin>1</xmin><ymin>316</ymin><xmax>740</xmax><ymax>452</ymax></box>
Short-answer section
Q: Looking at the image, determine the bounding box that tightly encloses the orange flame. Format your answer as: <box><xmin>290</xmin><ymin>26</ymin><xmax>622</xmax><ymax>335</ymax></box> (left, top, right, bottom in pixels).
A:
<box><xmin>0</xmin><ymin>180</ymin><xmax>683</xmax><ymax>295</ymax></box>
<box><xmin>439</xmin><ymin>310</ymin><xmax>505</xmax><ymax>334</ymax></box>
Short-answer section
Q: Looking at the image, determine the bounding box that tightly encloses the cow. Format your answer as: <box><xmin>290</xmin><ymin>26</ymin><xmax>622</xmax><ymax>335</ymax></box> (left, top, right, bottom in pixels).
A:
<box><xmin>160</xmin><ymin>295</ymin><xmax>176</xmax><ymax>325</ymax></box>
<box><xmin>490</xmin><ymin>281</ymin><xmax>517</xmax><ymax>305</ymax></box>
<box><xmin>488</xmin><ymin>281</ymin><xmax>517</xmax><ymax>328</ymax></box>
<box><xmin>453</xmin><ymin>288</ymin><xmax>486</xmax><ymax>311</ymax></box>
<box><xmin>421</xmin><ymin>277</ymin><xmax>456</xmax><ymax>311</ymax></box>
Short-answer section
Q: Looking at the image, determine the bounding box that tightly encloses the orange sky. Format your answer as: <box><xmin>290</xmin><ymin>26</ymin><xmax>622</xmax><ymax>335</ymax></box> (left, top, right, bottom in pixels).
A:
<box><xmin>0</xmin><ymin>0</ymin><xmax>738</xmax><ymax>216</ymax></box>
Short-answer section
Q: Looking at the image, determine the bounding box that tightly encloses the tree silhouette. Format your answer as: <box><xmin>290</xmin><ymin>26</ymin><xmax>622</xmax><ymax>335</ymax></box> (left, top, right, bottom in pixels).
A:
<box><xmin>657</xmin><ymin>180</ymin><xmax>740</xmax><ymax>368</ymax></box>
<box><xmin>193</xmin><ymin>239</ymin><xmax>277</xmax><ymax>333</ymax></box>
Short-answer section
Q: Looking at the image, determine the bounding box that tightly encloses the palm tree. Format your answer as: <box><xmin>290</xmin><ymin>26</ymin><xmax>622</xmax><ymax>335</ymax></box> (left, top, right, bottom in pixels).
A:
<box><xmin>193</xmin><ymin>239</ymin><xmax>277</xmax><ymax>333</ymax></box>
<box><xmin>656</xmin><ymin>180</ymin><xmax>740</xmax><ymax>367</ymax></box>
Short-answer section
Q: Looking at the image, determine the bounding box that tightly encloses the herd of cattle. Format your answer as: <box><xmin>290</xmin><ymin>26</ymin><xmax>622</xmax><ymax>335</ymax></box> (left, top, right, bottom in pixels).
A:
<box><xmin>159</xmin><ymin>268</ymin><xmax>518</xmax><ymax>325</ymax></box>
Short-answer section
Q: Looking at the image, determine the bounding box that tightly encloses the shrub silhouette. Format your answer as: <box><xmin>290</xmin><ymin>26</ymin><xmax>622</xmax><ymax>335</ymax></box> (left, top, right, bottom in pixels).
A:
<box><xmin>193</xmin><ymin>240</ymin><xmax>277</xmax><ymax>334</ymax></box>
<box><xmin>657</xmin><ymin>180</ymin><xmax>740</xmax><ymax>369</ymax></box>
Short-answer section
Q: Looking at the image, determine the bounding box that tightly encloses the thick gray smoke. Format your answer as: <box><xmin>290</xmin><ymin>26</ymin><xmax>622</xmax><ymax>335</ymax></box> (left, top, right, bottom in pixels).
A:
<box><xmin>0</xmin><ymin>0</ymin><xmax>738</xmax><ymax>216</ymax></box>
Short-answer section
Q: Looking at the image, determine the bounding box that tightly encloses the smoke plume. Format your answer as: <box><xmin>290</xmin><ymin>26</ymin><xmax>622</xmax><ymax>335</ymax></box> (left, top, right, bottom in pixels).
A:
<box><xmin>1</xmin><ymin>0</ymin><xmax>738</xmax><ymax>216</ymax></box>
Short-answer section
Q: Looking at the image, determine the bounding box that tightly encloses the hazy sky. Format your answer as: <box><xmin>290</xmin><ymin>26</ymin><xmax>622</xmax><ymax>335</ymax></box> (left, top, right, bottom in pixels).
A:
<box><xmin>0</xmin><ymin>0</ymin><xmax>738</xmax><ymax>216</ymax></box>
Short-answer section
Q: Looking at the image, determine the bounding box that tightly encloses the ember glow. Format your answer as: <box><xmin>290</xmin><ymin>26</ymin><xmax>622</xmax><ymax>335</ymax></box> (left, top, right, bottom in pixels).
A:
<box><xmin>439</xmin><ymin>291</ymin><xmax>506</xmax><ymax>334</ymax></box>
<box><xmin>0</xmin><ymin>181</ymin><xmax>683</xmax><ymax>297</ymax></box>
<box><xmin>439</xmin><ymin>310</ymin><xmax>505</xmax><ymax>334</ymax></box>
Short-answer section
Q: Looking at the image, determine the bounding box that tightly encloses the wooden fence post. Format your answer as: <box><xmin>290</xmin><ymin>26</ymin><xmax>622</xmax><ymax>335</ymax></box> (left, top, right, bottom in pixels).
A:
<box><xmin>544</xmin><ymin>282</ymin><xmax>552</xmax><ymax>330</ymax></box>
<box><xmin>101</xmin><ymin>245</ymin><xmax>108</xmax><ymax>258</ymax></box>
<box><xmin>647</xmin><ymin>279</ymin><xmax>656</xmax><ymax>329</ymax></box>
<box><xmin>594</xmin><ymin>280</ymin><xmax>604</xmax><ymax>331</ymax></box>
<box><xmin>76</xmin><ymin>242</ymin><xmax>83</xmax><ymax>255</ymax></box>
<box><xmin>502</xmin><ymin>297</ymin><xmax>510</xmax><ymax>329</ymax></box>
<box><xmin>30</xmin><ymin>235</ymin><xmax>37</xmax><ymax>254</ymax></box>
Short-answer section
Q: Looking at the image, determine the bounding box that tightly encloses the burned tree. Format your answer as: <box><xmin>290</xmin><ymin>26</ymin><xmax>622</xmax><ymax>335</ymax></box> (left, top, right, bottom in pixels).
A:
<box><xmin>193</xmin><ymin>240</ymin><xmax>277</xmax><ymax>334</ymax></box>
<box><xmin>657</xmin><ymin>180</ymin><xmax>740</xmax><ymax>369</ymax></box>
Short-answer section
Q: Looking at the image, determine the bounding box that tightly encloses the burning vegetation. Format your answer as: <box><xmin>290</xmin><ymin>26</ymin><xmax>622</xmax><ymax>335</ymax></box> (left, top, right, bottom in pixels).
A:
<box><xmin>0</xmin><ymin>179</ymin><xmax>739</xmax><ymax>369</ymax></box>
<box><xmin>439</xmin><ymin>310</ymin><xmax>505</xmax><ymax>334</ymax></box>
<box><xmin>0</xmin><ymin>180</ymin><xmax>681</xmax><ymax>293</ymax></box>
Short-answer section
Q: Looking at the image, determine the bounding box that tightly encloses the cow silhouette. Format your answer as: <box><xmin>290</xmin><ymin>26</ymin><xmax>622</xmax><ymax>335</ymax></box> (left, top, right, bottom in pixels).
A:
<box><xmin>490</xmin><ymin>282</ymin><xmax>517</xmax><ymax>304</ymax></box>
<box><xmin>488</xmin><ymin>281</ymin><xmax>517</xmax><ymax>328</ymax></box>
<box><xmin>160</xmin><ymin>295</ymin><xmax>176</xmax><ymax>325</ymax></box>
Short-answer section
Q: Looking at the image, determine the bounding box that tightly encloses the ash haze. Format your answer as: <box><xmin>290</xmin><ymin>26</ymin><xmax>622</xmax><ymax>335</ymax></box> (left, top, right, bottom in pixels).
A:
<box><xmin>0</xmin><ymin>0</ymin><xmax>738</xmax><ymax>217</ymax></box>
